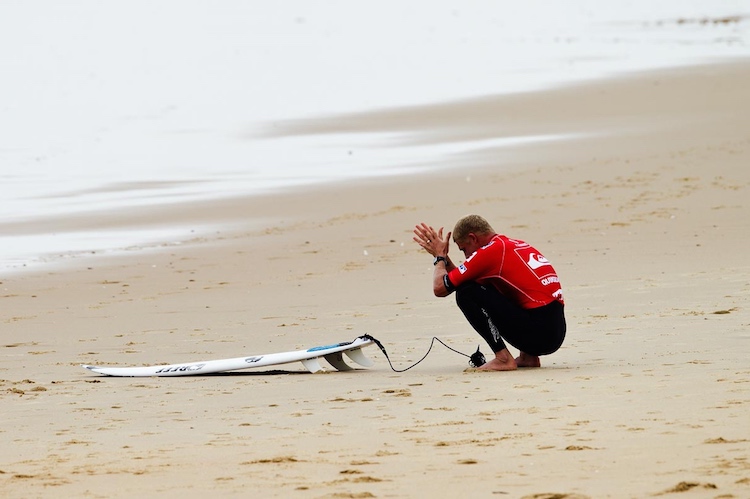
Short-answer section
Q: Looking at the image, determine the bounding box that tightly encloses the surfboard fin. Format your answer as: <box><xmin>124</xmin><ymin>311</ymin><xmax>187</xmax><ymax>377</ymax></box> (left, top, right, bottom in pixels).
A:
<box><xmin>300</xmin><ymin>356</ymin><xmax>324</xmax><ymax>373</ymax></box>
<box><xmin>324</xmin><ymin>352</ymin><xmax>354</xmax><ymax>371</ymax></box>
<box><xmin>345</xmin><ymin>347</ymin><xmax>374</xmax><ymax>368</ymax></box>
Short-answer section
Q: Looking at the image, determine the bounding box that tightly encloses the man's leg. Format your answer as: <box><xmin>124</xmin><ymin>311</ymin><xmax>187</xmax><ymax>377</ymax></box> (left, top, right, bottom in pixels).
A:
<box><xmin>454</xmin><ymin>283</ymin><xmax>521</xmax><ymax>370</ymax></box>
<box><xmin>455</xmin><ymin>283</ymin><xmax>565</xmax><ymax>369</ymax></box>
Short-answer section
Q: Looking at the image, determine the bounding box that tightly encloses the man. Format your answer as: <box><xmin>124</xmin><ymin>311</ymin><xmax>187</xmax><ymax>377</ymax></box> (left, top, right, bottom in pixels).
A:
<box><xmin>413</xmin><ymin>215</ymin><xmax>566</xmax><ymax>371</ymax></box>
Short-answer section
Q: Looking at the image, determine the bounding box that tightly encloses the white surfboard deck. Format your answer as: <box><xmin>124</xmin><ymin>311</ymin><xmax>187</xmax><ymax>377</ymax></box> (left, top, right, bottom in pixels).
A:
<box><xmin>82</xmin><ymin>337</ymin><xmax>375</xmax><ymax>377</ymax></box>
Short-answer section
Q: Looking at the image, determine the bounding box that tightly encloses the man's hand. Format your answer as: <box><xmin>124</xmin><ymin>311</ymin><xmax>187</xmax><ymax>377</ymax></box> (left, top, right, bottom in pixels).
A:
<box><xmin>414</xmin><ymin>222</ymin><xmax>455</xmax><ymax>297</ymax></box>
<box><xmin>413</xmin><ymin>222</ymin><xmax>451</xmax><ymax>257</ymax></box>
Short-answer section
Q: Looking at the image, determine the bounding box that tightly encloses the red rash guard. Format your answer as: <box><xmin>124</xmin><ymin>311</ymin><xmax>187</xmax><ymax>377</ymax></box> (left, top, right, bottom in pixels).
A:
<box><xmin>446</xmin><ymin>234</ymin><xmax>564</xmax><ymax>309</ymax></box>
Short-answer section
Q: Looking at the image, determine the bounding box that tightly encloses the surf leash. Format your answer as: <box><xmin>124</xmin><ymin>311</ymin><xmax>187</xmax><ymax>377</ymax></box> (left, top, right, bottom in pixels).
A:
<box><xmin>359</xmin><ymin>334</ymin><xmax>486</xmax><ymax>372</ymax></box>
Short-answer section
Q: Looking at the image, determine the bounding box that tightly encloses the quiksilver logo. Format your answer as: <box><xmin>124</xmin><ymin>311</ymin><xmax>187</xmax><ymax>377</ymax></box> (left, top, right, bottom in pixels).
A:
<box><xmin>527</xmin><ymin>253</ymin><xmax>550</xmax><ymax>270</ymax></box>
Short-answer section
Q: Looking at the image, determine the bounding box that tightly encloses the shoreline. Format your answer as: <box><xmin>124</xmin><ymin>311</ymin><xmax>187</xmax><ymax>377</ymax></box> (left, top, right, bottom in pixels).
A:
<box><xmin>2</xmin><ymin>60</ymin><xmax>749</xmax><ymax>498</ymax></box>
<box><xmin>6</xmin><ymin>59</ymin><xmax>750</xmax><ymax>276</ymax></box>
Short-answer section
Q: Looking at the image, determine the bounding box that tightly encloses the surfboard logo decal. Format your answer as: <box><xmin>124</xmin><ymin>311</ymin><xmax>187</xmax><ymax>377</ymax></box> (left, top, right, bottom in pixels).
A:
<box><xmin>245</xmin><ymin>356</ymin><xmax>263</xmax><ymax>363</ymax></box>
<box><xmin>154</xmin><ymin>363</ymin><xmax>206</xmax><ymax>374</ymax></box>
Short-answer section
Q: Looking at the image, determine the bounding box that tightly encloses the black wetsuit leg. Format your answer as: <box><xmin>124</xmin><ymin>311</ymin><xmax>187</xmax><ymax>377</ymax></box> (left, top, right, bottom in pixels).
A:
<box><xmin>455</xmin><ymin>282</ymin><xmax>566</xmax><ymax>355</ymax></box>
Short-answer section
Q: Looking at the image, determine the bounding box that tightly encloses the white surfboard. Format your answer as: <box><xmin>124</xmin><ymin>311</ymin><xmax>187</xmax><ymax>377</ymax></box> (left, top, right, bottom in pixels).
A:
<box><xmin>82</xmin><ymin>336</ymin><xmax>375</xmax><ymax>377</ymax></box>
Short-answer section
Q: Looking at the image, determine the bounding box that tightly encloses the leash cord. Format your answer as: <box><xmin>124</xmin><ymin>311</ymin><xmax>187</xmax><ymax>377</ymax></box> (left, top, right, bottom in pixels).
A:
<box><xmin>359</xmin><ymin>334</ymin><xmax>484</xmax><ymax>372</ymax></box>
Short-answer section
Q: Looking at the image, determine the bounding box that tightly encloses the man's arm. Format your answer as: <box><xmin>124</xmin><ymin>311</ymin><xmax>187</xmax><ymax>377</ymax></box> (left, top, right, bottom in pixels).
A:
<box><xmin>432</xmin><ymin>256</ymin><xmax>455</xmax><ymax>297</ymax></box>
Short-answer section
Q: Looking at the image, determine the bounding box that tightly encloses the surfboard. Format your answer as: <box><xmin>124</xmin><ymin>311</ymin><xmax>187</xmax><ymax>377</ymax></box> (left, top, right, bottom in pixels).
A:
<box><xmin>82</xmin><ymin>336</ymin><xmax>375</xmax><ymax>377</ymax></box>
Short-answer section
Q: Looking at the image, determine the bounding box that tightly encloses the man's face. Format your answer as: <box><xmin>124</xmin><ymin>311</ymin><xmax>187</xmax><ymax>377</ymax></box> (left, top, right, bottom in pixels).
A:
<box><xmin>454</xmin><ymin>234</ymin><xmax>480</xmax><ymax>259</ymax></box>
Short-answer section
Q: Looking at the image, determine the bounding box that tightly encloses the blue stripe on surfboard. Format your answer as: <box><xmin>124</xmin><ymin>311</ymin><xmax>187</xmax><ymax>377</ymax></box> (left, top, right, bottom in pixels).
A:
<box><xmin>307</xmin><ymin>341</ymin><xmax>351</xmax><ymax>352</ymax></box>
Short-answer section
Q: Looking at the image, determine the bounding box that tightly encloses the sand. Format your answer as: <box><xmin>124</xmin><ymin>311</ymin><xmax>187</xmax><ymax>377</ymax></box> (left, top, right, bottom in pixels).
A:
<box><xmin>2</xmin><ymin>61</ymin><xmax>749</xmax><ymax>498</ymax></box>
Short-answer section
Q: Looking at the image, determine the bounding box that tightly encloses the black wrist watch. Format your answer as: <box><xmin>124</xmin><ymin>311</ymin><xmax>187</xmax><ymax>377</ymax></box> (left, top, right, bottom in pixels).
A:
<box><xmin>433</xmin><ymin>256</ymin><xmax>447</xmax><ymax>266</ymax></box>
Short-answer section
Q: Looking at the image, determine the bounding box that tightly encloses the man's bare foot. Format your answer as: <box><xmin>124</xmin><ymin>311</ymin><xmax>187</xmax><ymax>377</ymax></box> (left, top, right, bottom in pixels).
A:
<box><xmin>477</xmin><ymin>349</ymin><xmax>517</xmax><ymax>371</ymax></box>
<box><xmin>515</xmin><ymin>352</ymin><xmax>541</xmax><ymax>368</ymax></box>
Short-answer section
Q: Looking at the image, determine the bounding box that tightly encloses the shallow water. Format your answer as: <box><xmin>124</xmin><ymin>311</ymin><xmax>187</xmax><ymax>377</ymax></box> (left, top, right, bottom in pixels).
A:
<box><xmin>1</xmin><ymin>1</ymin><xmax>747</xmax><ymax>272</ymax></box>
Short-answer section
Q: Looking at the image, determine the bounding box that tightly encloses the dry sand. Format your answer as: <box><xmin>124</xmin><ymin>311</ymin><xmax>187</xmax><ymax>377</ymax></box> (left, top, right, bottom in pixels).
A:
<box><xmin>2</xmin><ymin>61</ymin><xmax>749</xmax><ymax>498</ymax></box>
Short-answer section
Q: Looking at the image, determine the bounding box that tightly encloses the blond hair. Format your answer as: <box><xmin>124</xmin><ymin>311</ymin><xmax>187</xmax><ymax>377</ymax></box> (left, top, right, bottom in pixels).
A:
<box><xmin>453</xmin><ymin>215</ymin><xmax>495</xmax><ymax>242</ymax></box>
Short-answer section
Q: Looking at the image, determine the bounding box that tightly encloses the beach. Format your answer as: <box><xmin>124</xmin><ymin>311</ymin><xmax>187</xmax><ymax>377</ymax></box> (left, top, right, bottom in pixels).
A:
<box><xmin>2</xmin><ymin>58</ymin><xmax>749</xmax><ymax>498</ymax></box>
